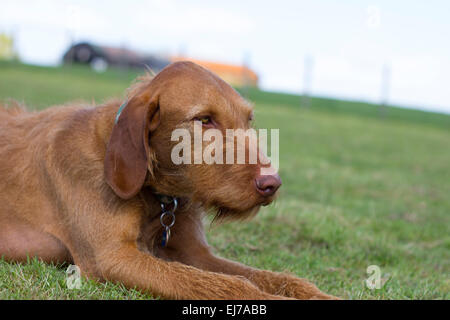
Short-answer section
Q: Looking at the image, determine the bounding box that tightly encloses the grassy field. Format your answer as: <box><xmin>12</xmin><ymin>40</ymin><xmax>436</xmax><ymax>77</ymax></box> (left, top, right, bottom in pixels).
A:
<box><xmin>0</xmin><ymin>61</ymin><xmax>449</xmax><ymax>299</ymax></box>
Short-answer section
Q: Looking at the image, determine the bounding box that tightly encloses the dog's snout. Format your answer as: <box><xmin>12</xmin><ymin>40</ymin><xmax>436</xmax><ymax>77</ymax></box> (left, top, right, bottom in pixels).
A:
<box><xmin>255</xmin><ymin>173</ymin><xmax>282</xmax><ymax>197</ymax></box>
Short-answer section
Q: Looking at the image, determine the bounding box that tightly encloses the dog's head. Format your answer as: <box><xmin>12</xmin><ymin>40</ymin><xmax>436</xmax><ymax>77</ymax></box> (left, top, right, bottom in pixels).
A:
<box><xmin>104</xmin><ymin>61</ymin><xmax>281</xmax><ymax>219</ymax></box>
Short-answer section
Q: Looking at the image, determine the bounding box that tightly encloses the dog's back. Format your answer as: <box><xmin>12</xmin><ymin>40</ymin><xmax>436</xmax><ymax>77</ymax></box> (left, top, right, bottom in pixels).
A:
<box><xmin>0</xmin><ymin>102</ymin><xmax>87</xmax><ymax>194</ymax></box>
<box><xmin>0</xmin><ymin>101</ymin><xmax>104</xmax><ymax>263</ymax></box>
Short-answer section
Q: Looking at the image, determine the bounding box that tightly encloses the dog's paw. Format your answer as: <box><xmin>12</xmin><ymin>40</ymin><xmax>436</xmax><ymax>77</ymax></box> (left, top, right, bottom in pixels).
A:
<box><xmin>278</xmin><ymin>276</ymin><xmax>340</xmax><ymax>300</ymax></box>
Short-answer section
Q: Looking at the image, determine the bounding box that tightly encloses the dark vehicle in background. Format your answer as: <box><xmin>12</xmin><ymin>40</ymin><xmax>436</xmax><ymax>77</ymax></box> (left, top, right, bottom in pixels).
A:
<box><xmin>63</xmin><ymin>42</ymin><xmax>170</xmax><ymax>72</ymax></box>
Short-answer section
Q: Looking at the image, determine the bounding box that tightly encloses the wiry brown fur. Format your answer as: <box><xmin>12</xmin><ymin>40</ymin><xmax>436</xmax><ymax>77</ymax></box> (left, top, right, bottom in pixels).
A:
<box><xmin>0</xmin><ymin>62</ymin><xmax>338</xmax><ymax>299</ymax></box>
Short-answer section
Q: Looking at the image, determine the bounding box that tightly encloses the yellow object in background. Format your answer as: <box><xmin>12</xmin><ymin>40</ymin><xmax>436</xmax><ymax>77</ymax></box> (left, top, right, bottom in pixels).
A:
<box><xmin>0</xmin><ymin>33</ymin><xmax>17</xmax><ymax>60</ymax></box>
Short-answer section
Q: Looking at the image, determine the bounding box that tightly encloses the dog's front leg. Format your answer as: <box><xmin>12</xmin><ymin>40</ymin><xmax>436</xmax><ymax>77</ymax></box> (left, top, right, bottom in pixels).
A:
<box><xmin>179</xmin><ymin>247</ymin><xmax>338</xmax><ymax>300</ymax></box>
<box><xmin>95</xmin><ymin>241</ymin><xmax>290</xmax><ymax>300</ymax></box>
<box><xmin>161</xmin><ymin>213</ymin><xmax>338</xmax><ymax>299</ymax></box>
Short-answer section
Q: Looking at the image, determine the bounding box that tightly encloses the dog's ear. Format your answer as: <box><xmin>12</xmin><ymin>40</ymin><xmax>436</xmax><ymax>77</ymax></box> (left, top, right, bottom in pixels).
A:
<box><xmin>104</xmin><ymin>92</ymin><xmax>160</xmax><ymax>199</ymax></box>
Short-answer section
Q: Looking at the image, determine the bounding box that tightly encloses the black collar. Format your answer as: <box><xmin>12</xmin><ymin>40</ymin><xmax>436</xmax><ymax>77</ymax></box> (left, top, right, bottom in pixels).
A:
<box><xmin>153</xmin><ymin>193</ymin><xmax>177</xmax><ymax>206</ymax></box>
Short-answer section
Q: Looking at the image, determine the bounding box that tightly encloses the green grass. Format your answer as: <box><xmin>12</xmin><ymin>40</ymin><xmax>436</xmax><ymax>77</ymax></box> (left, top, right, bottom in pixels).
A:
<box><xmin>0</xmin><ymin>258</ymin><xmax>151</xmax><ymax>299</ymax></box>
<box><xmin>0</xmin><ymin>61</ymin><xmax>449</xmax><ymax>299</ymax></box>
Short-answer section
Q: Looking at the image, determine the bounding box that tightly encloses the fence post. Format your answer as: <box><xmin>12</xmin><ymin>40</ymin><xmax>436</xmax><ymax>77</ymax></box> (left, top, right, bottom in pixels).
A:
<box><xmin>379</xmin><ymin>62</ymin><xmax>391</xmax><ymax>118</ymax></box>
<box><xmin>302</xmin><ymin>54</ymin><xmax>313</xmax><ymax>108</ymax></box>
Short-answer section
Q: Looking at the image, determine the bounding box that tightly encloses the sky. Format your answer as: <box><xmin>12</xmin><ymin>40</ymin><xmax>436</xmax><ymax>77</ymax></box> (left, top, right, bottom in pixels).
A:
<box><xmin>1</xmin><ymin>0</ymin><xmax>450</xmax><ymax>113</ymax></box>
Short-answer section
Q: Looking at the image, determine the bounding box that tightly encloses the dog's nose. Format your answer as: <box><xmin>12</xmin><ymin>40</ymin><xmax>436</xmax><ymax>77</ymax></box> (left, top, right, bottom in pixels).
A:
<box><xmin>255</xmin><ymin>173</ymin><xmax>282</xmax><ymax>197</ymax></box>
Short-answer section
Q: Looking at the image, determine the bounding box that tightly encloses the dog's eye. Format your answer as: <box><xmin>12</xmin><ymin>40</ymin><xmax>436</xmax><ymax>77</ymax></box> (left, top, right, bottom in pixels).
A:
<box><xmin>195</xmin><ymin>116</ymin><xmax>213</xmax><ymax>126</ymax></box>
<box><xmin>200</xmin><ymin>117</ymin><xmax>211</xmax><ymax>124</ymax></box>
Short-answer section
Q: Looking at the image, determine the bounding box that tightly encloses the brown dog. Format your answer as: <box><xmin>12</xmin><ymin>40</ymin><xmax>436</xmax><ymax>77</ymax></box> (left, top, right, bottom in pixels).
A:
<box><xmin>0</xmin><ymin>61</ymin><xmax>336</xmax><ymax>299</ymax></box>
